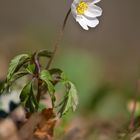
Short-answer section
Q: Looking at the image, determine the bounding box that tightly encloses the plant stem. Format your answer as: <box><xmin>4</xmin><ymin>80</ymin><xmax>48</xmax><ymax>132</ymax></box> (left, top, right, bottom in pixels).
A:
<box><xmin>37</xmin><ymin>80</ymin><xmax>42</xmax><ymax>103</ymax></box>
<box><xmin>46</xmin><ymin>8</ymin><xmax>71</xmax><ymax>69</ymax></box>
<box><xmin>129</xmin><ymin>79</ymin><xmax>140</xmax><ymax>130</ymax></box>
<box><xmin>33</xmin><ymin>52</ymin><xmax>42</xmax><ymax>106</ymax></box>
<box><xmin>34</xmin><ymin>52</ymin><xmax>41</xmax><ymax>74</ymax></box>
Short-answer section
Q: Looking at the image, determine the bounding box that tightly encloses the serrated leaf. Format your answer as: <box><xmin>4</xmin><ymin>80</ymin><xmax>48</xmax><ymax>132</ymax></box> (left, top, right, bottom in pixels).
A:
<box><xmin>25</xmin><ymin>97</ymin><xmax>36</xmax><ymax>112</ymax></box>
<box><xmin>49</xmin><ymin>68</ymin><xmax>63</xmax><ymax>83</ymax></box>
<box><xmin>40</xmin><ymin>70</ymin><xmax>53</xmax><ymax>81</ymax></box>
<box><xmin>49</xmin><ymin>68</ymin><xmax>63</xmax><ymax>75</ymax></box>
<box><xmin>31</xmin><ymin>91</ymin><xmax>38</xmax><ymax>108</ymax></box>
<box><xmin>20</xmin><ymin>82</ymin><xmax>32</xmax><ymax>103</ymax></box>
<box><xmin>38</xmin><ymin>50</ymin><xmax>53</xmax><ymax>58</ymax></box>
<box><xmin>20</xmin><ymin>81</ymin><xmax>38</xmax><ymax>112</ymax></box>
<box><xmin>67</xmin><ymin>82</ymin><xmax>79</xmax><ymax>111</ymax></box>
<box><xmin>59</xmin><ymin>81</ymin><xmax>78</xmax><ymax>116</ymax></box>
<box><xmin>0</xmin><ymin>82</ymin><xmax>10</xmax><ymax>95</ymax></box>
<box><xmin>39</xmin><ymin>70</ymin><xmax>54</xmax><ymax>93</ymax></box>
<box><xmin>0</xmin><ymin>80</ymin><xmax>6</xmax><ymax>95</ymax></box>
<box><xmin>0</xmin><ymin>71</ymin><xmax>28</xmax><ymax>95</ymax></box>
<box><xmin>26</xmin><ymin>64</ymin><xmax>35</xmax><ymax>74</ymax></box>
<box><xmin>10</xmin><ymin>71</ymin><xmax>29</xmax><ymax>82</ymax></box>
<box><xmin>39</xmin><ymin>70</ymin><xmax>55</xmax><ymax>107</ymax></box>
<box><xmin>7</xmin><ymin>54</ymin><xmax>30</xmax><ymax>81</ymax></box>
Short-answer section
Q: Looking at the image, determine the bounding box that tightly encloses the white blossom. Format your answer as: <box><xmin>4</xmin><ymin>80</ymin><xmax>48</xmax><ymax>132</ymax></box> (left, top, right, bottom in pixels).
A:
<box><xmin>71</xmin><ymin>0</ymin><xmax>102</xmax><ymax>30</ymax></box>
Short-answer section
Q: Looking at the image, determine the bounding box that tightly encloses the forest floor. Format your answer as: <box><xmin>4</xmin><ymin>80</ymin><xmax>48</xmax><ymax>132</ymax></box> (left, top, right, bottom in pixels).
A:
<box><xmin>0</xmin><ymin>107</ymin><xmax>139</xmax><ymax>140</ymax></box>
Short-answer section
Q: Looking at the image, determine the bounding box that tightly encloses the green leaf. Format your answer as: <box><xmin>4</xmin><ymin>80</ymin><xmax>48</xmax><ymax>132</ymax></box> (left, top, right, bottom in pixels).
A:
<box><xmin>48</xmin><ymin>68</ymin><xmax>63</xmax><ymax>83</ymax></box>
<box><xmin>7</xmin><ymin>54</ymin><xmax>30</xmax><ymax>81</ymax></box>
<box><xmin>38</xmin><ymin>103</ymin><xmax>47</xmax><ymax>112</ymax></box>
<box><xmin>0</xmin><ymin>80</ymin><xmax>6</xmax><ymax>95</ymax></box>
<box><xmin>67</xmin><ymin>82</ymin><xmax>79</xmax><ymax>111</ymax></box>
<box><xmin>37</xmin><ymin>50</ymin><xmax>53</xmax><ymax>58</ymax></box>
<box><xmin>49</xmin><ymin>68</ymin><xmax>63</xmax><ymax>76</ymax></box>
<box><xmin>0</xmin><ymin>71</ymin><xmax>28</xmax><ymax>95</ymax></box>
<box><xmin>0</xmin><ymin>80</ymin><xmax>4</xmax><ymax>89</ymax></box>
<box><xmin>26</xmin><ymin>64</ymin><xmax>35</xmax><ymax>74</ymax></box>
<box><xmin>20</xmin><ymin>82</ymin><xmax>32</xmax><ymax>103</ymax></box>
<box><xmin>39</xmin><ymin>70</ymin><xmax>54</xmax><ymax>93</ymax></box>
<box><xmin>10</xmin><ymin>71</ymin><xmax>29</xmax><ymax>82</ymax></box>
<box><xmin>42</xmin><ymin>70</ymin><xmax>53</xmax><ymax>81</ymax></box>
<box><xmin>61</xmin><ymin>72</ymin><xmax>68</xmax><ymax>81</ymax></box>
<box><xmin>20</xmin><ymin>81</ymin><xmax>38</xmax><ymax>112</ymax></box>
<box><xmin>39</xmin><ymin>70</ymin><xmax>55</xmax><ymax>107</ymax></box>
<box><xmin>59</xmin><ymin>81</ymin><xmax>78</xmax><ymax>116</ymax></box>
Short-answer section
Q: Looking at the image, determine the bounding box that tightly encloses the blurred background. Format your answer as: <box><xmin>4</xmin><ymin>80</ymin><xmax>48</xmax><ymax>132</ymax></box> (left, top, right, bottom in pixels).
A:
<box><xmin>0</xmin><ymin>0</ymin><xmax>140</xmax><ymax>138</ymax></box>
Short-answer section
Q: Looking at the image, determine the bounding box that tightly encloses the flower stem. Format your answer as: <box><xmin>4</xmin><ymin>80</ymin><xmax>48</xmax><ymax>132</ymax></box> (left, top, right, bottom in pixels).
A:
<box><xmin>46</xmin><ymin>8</ymin><xmax>71</xmax><ymax>69</ymax></box>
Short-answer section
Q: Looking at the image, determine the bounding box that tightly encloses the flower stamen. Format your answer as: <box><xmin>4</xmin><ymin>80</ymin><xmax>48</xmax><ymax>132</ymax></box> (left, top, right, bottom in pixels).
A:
<box><xmin>76</xmin><ymin>1</ymin><xmax>88</xmax><ymax>15</ymax></box>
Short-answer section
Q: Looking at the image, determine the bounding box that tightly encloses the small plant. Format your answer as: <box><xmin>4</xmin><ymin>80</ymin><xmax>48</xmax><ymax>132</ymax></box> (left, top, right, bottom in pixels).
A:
<box><xmin>0</xmin><ymin>50</ymin><xmax>78</xmax><ymax>117</ymax></box>
<box><xmin>0</xmin><ymin>0</ymin><xmax>102</xmax><ymax>115</ymax></box>
<box><xmin>0</xmin><ymin>0</ymin><xmax>102</xmax><ymax>139</ymax></box>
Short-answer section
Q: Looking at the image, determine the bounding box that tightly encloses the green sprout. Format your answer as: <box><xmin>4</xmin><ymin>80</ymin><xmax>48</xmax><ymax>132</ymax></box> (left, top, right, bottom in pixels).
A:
<box><xmin>0</xmin><ymin>50</ymin><xmax>78</xmax><ymax>117</ymax></box>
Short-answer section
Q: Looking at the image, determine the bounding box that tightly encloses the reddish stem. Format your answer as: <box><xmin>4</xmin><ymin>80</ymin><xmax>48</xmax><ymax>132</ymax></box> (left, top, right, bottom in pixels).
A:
<box><xmin>46</xmin><ymin>8</ymin><xmax>71</xmax><ymax>69</ymax></box>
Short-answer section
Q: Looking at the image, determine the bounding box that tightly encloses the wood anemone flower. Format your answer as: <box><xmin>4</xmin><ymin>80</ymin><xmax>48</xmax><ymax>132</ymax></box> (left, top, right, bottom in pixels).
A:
<box><xmin>71</xmin><ymin>0</ymin><xmax>102</xmax><ymax>30</ymax></box>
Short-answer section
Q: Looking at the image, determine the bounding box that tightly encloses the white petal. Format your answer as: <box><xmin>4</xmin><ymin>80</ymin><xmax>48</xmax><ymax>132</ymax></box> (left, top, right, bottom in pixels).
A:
<box><xmin>84</xmin><ymin>5</ymin><xmax>102</xmax><ymax>18</ymax></box>
<box><xmin>71</xmin><ymin>3</ymin><xmax>77</xmax><ymax>18</ymax></box>
<box><xmin>91</xmin><ymin>0</ymin><xmax>101</xmax><ymax>4</ymax></box>
<box><xmin>82</xmin><ymin>16</ymin><xmax>99</xmax><ymax>27</ymax></box>
<box><xmin>76</xmin><ymin>16</ymin><xmax>89</xmax><ymax>30</ymax></box>
<box><xmin>73</xmin><ymin>0</ymin><xmax>80</xmax><ymax>5</ymax></box>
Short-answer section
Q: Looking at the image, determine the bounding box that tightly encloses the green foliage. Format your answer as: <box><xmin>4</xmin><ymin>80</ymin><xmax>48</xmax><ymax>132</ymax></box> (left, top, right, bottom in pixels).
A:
<box><xmin>7</xmin><ymin>54</ymin><xmax>30</xmax><ymax>81</ymax></box>
<box><xmin>40</xmin><ymin>70</ymin><xmax>53</xmax><ymax>82</ymax></box>
<box><xmin>39</xmin><ymin>70</ymin><xmax>55</xmax><ymax>107</ymax></box>
<box><xmin>0</xmin><ymin>54</ymin><xmax>30</xmax><ymax>94</ymax></box>
<box><xmin>58</xmin><ymin>81</ymin><xmax>78</xmax><ymax>116</ymax></box>
<box><xmin>0</xmin><ymin>50</ymin><xmax>78</xmax><ymax>117</ymax></box>
<box><xmin>0</xmin><ymin>71</ymin><xmax>29</xmax><ymax>94</ymax></box>
<box><xmin>26</xmin><ymin>64</ymin><xmax>35</xmax><ymax>74</ymax></box>
<box><xmin>37</xmin><ymin>50</ymin><xmax>53</xmax><ymax>58</ymax></box>
<box><xmin>20</xmin><ymin>81</ymin><xmax>38</xmax><ymax>112</ymax></box>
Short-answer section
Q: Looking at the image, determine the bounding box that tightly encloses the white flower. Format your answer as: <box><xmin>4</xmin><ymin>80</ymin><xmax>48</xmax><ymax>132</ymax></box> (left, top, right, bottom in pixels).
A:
<box><xmin>71</xmin><ymin>0</ymin><xmax>102</xmax><ymax>30</ymax></box>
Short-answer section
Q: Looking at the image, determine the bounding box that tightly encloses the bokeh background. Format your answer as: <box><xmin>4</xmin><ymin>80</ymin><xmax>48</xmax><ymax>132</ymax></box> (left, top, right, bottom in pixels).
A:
<box><xmin>0</xmin><ymin>0</ymin><xmax>140</xmax><ymax>137</ymax></box>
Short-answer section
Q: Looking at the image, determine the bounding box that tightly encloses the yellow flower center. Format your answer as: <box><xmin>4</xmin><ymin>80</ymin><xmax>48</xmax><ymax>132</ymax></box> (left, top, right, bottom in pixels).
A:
<box><xmin>76</xmin><ymin>1</ymin><xmax>88</xmax><ymax>15</ymax></box>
